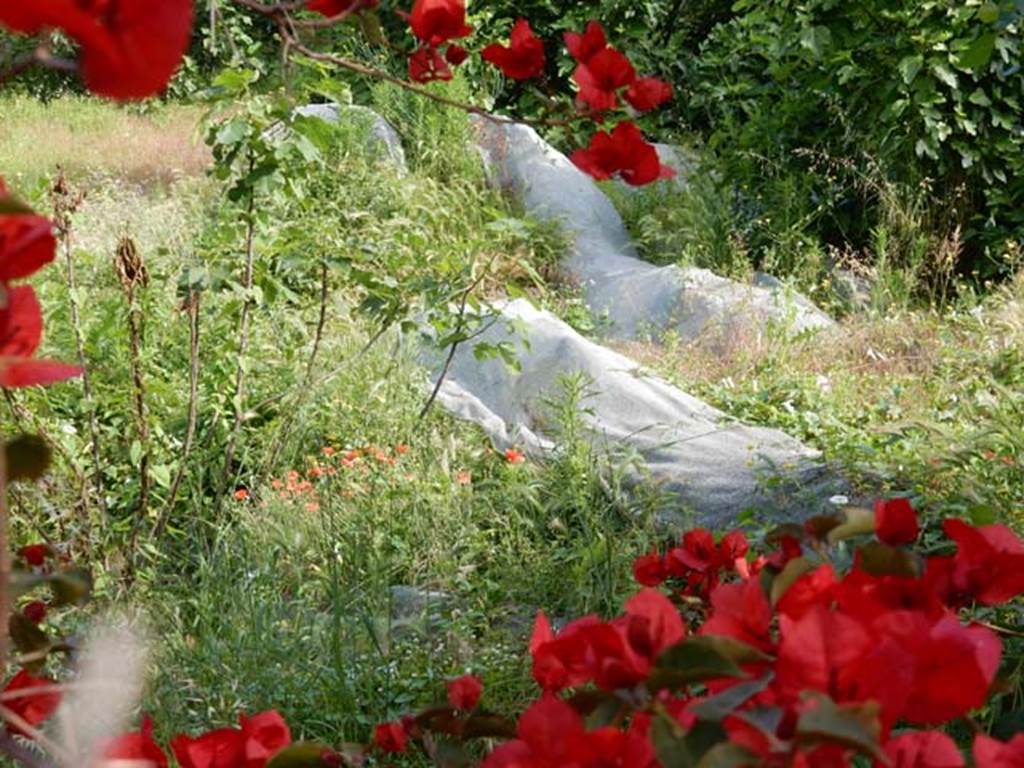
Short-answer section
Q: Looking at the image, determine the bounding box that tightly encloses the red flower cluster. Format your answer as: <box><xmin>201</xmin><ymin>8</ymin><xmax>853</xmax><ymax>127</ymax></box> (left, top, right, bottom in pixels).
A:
<box><xmin>0</xmin><ymin>0</ymin><xmax>193</xmax><ymax>100</ymax></box>
<box><xmin>632</xmin><ymin>528</ymin><xmax>749</xmax><ymax>597</ymax></box>
<box><xmin>403</xmin><ymin>0</ymin><xmax>472</xmax><ymax>83</ymax></box>
<box><xmin>0</xmin><ymin>182</ymin><xmax>82</xmax><ymax>388</ymax></box>
<box><xmin>570</xmin><ymin>121</ymin><xmax>676</xmax><ymax>187</ymax></box>
<box><xmin>2</xmin><ymin>670</ymin><xmax>61</xmax><ymax>737</ymax></box>
<box><xmin>565</xmin><ymin>21</ymin><xmax>672</xmax><ymax>115</ymax></box>
<box><xmin>99</xmin><ymin>710</ymin><xmax>292</xmax><ymax>768</ymax></box>
<box><xmin>479</xmin><ymin>500</ymin><xmax>1024</xmax><ymax>767</ymax></box>
<box><xmin>482</xmin><ymin>19</ymin><xmax>545</xmax><ymax>81</ymax></box>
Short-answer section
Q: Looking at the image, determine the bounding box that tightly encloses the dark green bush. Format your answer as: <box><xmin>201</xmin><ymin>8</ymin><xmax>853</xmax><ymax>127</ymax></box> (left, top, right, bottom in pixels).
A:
<box><xmin>681</xmin><ymin>0</ymin><xmax>1024</xmax><ymax>277</ymax></box>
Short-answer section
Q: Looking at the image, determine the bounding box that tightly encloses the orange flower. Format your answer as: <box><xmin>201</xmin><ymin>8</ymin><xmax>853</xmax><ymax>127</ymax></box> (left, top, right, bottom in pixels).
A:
<box><xmin>322</xmin><ymin>446</ymin><xmax>336</xmax><ymax>457</ymax></box>
<box><xmin>395</xmin><ymin>443</ymin><xmax>410</xmax><ymax>455</ymax></box>
<box><xmin>456</xmin><ymin>470</ymin><xmax>472</xmax><ymax>486</ymax></box>
<box><xmin>304</xmin><ymin>502</ymin><xmax>320</xmax><ymax>513</ymax></box>
<box><xmin>233</xmin><ymin>489</ymin><xmax>249</xmax><ymax>501</ymax></box>
<box><xmin>504</xmin><ymin>448</ymin><xmax>526</xmax><ymax>464</ymax></box>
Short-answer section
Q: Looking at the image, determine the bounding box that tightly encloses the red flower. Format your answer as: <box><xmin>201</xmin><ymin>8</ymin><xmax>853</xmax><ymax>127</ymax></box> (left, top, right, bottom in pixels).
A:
<box><xmin>2</xmin><ymin>670</ymin><xmax>61</xmax><ymax>737</ymax></box>
<box><xmin>632</xmin><ymin>551</ymin><xmax>665</xmax><ymax>587</ymax></box>
<box><xmin>504</xmin><ymin>448</ymin><xmax>526</xmax><ymax>464</ymax></box>
<box><xmin>101</xmin><ymin>716</ymin><xmax>169</xmax><ymax>768</ymax></box>
<box><xmin>233</xmin><ymin>488</ymin><xmax>249</xmax><ymax>501</ymax></box>
<box><xmin>624</xmin><ymin>76</ymin><xmax>673</xmax><ymax>112</ymax></box>
<box><xmin>373</xmin><ymin>721</ymin><xmax>408</xmax><ymax>753</ymax></box>
<box><xmin>937</xmin><ymin>519</ymin><xmax>1024</xmax><ymax>606</ymax></box>
<box><xmin>884</xmin><ymin>731</ymin><xmax>964</xmax><ymax>768</ymax></box>
<box><xmin>700</xmin><ymin>578</ymin><xmax>774</xmax><ymax>654</ymax></box>
<box><xmin>446</xmin><ymin>674</ymin><xmax>483</xmax><ymax>710</ymax></box>
<box><xmin>239</xmin><ymin>711</ymin><xmax>291</xmax><ymax>768</ymax></box>
<box><xmin>22</xmin><ymin>601</ymin><xmax>47</xmax><ymax>624</ymax></box>
<box><xmin>18</xmin><ymin>543</ymin><xmax>51</xmax><ymax>567</ymax></box>
<box><xmin>570</xmin><ymin>122</ymin><xmax>675</xmax><ymax>187</ymax></box>
<box><xmin>572</xmin><ymin>48</ymin><xmax>636</xmax><ymax>112</ymax></box>
<box><xmin>306</xmin><ymin>0</ymin><xmax>377</xmax><ymax>18</ymax></box>
<box><xmin>444</xmin><ymin>44</ymin><xmax>469</xmax><ymax>66</ymax></box>
<box><xmin>0</xmin><ymin>0</ymin><xmax>194</xmax><ymax>100</ymax></box>
<box><xmin>0</xmin><ymin>187</ymin><xmax>56</xmax><ymax>281</ymax></box>
<box><xmin>408</xmin><ymin>46</ymin><xmax>452</xmax><ymax>83</ymax></box>
<box><xmin>406</xmin><ymin>0</ymin><xmax>471</xmax><ymax>47</ymax></box>
<box><xmin>875</xmin><ymin>498</ymin><xmax>920</xmax><ymax>545</ymax></box>
<box><xmin>171</xmin><ymin>727</ymin><xmax>244</xmax><ymax>768</ymax></box>
<box><xmin>973</xmin><ymin>733</ymin><xmax>1024</xmax><ymax>768</ymax></box>
<box><xmin>0</xmin><ymin>285</ymin><xmax>83</xmax><ymax>387</ymax></box>
<box><xmin>482</xmin><ymin>19</ymin><xmax>545</xmax><ymax>80</ymax></box>
<box><xmin>529</xmin><ymin>611</ymin><xmax>600</xmax><ymax>691</ymax></box>
<box><xmin>776</xmin><ymin>564</ymin><xmax>837</xmax><ymax>620</ymax></box>
<box><xmin>564</xmin><ymin>21</ymin><xmax>607</xmax><ymax>63</ymax></box>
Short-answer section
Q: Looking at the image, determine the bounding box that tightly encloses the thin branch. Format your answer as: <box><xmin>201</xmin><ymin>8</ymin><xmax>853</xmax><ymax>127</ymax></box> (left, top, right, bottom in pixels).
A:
<box><xmin>219</xmin><ymin>155</ymin><xmax>259</xmax><ymax>506</ymax></box>
<box><xmin>418</xmin><ymin>261</ymin><xmax>496</xmax><ymax>421</ymax></box>
<box><xmin>305</xmin><ymin>260</ymin><xmax>330</xmax><ymax>384</ymax></box>
<box><xmin>52</xmin><ymin>170</ymin><xmax>105</xmax><ymax>518</ymax></box>
<box><xmin>158</xmin><ymin>289</ymin><xmax>202</xmax><ymax>537</ymax></box>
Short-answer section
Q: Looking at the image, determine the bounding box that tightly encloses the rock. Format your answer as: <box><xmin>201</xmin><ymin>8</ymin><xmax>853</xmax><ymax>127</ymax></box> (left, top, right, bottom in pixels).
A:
<box><xmin>294</xmin><ymin>103</ymin><xmax>407</xmax><ymax>171</ymax></box>
<box><xmin>426</xmin><ymin>298</ymin><xmax>846</xmax><ymax>527</ymax></box>
<box><xmin>831</xmin><ymin>267</ymin><xmax>874</xmax><ymax>312</ymax></box>
<box><xmin>473</xmin><ymin>119</ymin><xmax>833</xmax><ymax>343</ymax></box>
<box><xmin>389</xmin><ymin>585</ymin><xmax>453</xmax><ymax>634</ymax></box>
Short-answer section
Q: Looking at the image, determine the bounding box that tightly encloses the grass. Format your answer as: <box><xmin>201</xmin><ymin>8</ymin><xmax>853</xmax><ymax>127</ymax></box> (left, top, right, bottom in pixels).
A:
<box><xmin>0</xmin><ymin>94</ymin><xmax>209</xmax><ymax>190</ymax></box>
<box><xmin>1</xmin><ymin>89</ymin><xmax>1022</xmax><ymax>754</ymax></box>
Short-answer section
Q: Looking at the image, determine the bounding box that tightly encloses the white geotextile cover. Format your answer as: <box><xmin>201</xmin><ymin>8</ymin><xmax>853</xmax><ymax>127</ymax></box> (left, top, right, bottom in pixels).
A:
<box><xmin>473</xmin><ymin>118</ymin><xmax>834</xmax><ymax>342</ymax></box>
<box><xmin>431</xmin><ymin>299</ymin><xmax>842</xmax><ymax>526</ymax></box>
<box><xmin>296</xmin><ymin>103</ymin><xmax>408</xmax><ymax>170</ymax></box>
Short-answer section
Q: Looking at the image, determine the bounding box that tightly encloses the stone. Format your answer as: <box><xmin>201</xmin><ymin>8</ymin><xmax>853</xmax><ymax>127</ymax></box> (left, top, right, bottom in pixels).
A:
<box><xmin>294</xmin><ymin>103</ymin><xmax>407</xmax><ymax>171</ymax></box>
<box><xmin>473</xmin><ymin>118</ymin><xmax>834</xmax><ymax>343</ymax></box>
<box><xmin>425</xmin><ymin>298</ymin><xmax>846</xmax><ymax>527</ymax></box>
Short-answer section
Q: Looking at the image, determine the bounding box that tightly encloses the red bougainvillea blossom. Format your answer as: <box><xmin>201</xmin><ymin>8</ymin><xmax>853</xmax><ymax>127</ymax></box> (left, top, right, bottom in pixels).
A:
<box><xmin>0</xmin><ymin>182</ymin><xmax>56</xmax><ymax>282</ymax></box>
<box><xmin>2</xmin><ymin>670</ymin><xmax>61</xmax><ymax>737</ymax></box>
<box><xmin>21</xmin><ymin>600</ymin><xmax>48</xmax><ymax>624</ymax></box>
<box><xmin>571</xmin><ymin>47</ymin><xmax>636</xmax><ymax>113</ymax></box>
<box><xmin>875</xmin><ymin>497</ymin><xmax>920</xmax><ymax>545</ymax></box>
<box><xmin>446</xmin><ymin>674</ymin><xmax>483</xmax><ymax>711</ymax></box>
<box><xmin>884</xmin><ymin>731</ymin><xmax>965</xmax><ymax>768</ymax></box>
<box><xmin>930</xmin><ymin>518</ymin><xmax>1024</xmax><ymax>606</ymax></box>
<box><xmin>974</xmin><ymin>733</ymin><xmax>1024</xmax><ymax>768</ymax></box>
<box><xmin>0</xmin><ymin>0</ymin><xmax>194</xmax><ymax>100</ymax></box>
<box><xmin>482</xmin><ymin>19</ymin><xmax>546</xmax><ymax>81</ymax></box>
<box><xmin>373</xmin><ymin>720</ymin><xmax>409</xmax><ymax>753</ymax></box>
<box><xmin>624</xmin><ymin>76</ymin><xmax>674</xmax><ymax>113</ymax></box>
<box><xmin>405</xmin><ymin>0</ymin><xmax>471</xmax><ymax>47</ymax></box>
<box><xmin>170</xmin><ymin>711</ymin><xmax>291</xmax><ymax>768</ymax></box>
<box><xmin>18</xmin><ymin>543</ymin><xmax>51</xmax><ymax>567</ymax></box>
<box><xmin>570</xmin><ymin>122</ymin><xmax>675</xmax><ymax>187</ymax></box>
<box><xmin>564</xmin><ymin>21</ymin><xmax>608</xmax><ymax>63</ymax></box>
<box><xmin>408</xmin><ymin>45</ymin><xmax>454</xmax><ymax>83</ymax></box>
<box><xmin>101</xmin><ymin>716</ymin><xmax>169</xmax><ymax>768</ymax></box>
<box><xmin>0</xmin><ymin>284</ymin><xmax>83</xmax><ymax>387</ymax></box>
<box><xmin>306</xmin><ymin>0</ymin><xmax>378</xmax><ymax>18</ymax></box>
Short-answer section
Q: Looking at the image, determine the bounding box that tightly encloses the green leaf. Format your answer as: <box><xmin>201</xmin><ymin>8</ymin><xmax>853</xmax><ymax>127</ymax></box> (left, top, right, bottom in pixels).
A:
<box><xmin>856</xmin><ymin>542</ymin><xmax>921</xmax><ymax>578</ymax></box>
<box><xmin>5</xmin><ymin>435</ymin><xmax>51</xmax><ymax>483</ymax></box>
<box><xmin>651</xmin><ymin>712</ymin><xmax>693</xmax><ymax>768</ymax></box>
<box><xmin>978</xmin><ymin>2</ymin><xmax>1000</xmax><ymax>23</ymax></box>
<box><xmin>0</xmin><ymin>196</ymin><xmax>35</xmax><ymax>215</ymax></box>
<box><xmin>826</xmin><ymin>507</ymin><xmax>875</xmax><ymax>544</ymax></box>
<box><xmin>9</xmin><ymin>612</ymin><xmax>50</xmax><ymax>663</ymax></box>
<box><xmin>689</xmin><ymin>675</ymin><xmax>773</xmax><ymax>722</ymax></box>
<box><xmin>799</xmin><ymin>26</ymin><xmax>831</xmax><ymax>58</ymax></box>
<box><xmin>266</xmin><ymin>743</ymin><xmax>336</xmax><ymax>767</ymax></box>
<box><xmin>770</xmin><ymin>557</ymin><xmax>814</xmax><ymax>606</ymax></box>
<box><xmin>697</xmin><ymin>741</ymin><xmax>761</xmax><ymax>768</ymax></box>
<box><xmin>651</xmin><ymin>637</ymin><xmax>767</xmax><ymax>691</ymax></box>
<box><xmin>48</xmin><ymin>569</ymin><xmax>93</xmax><ymax>606</ymax></box>
<box><xmin>957</xmin><ymin>33</ymin><xmax>996</xmax><ymax>72</ymax></box>
<box><xmin>795</xmin><ymin>693</ymin><xmax>885</xmax><ymax>762</ymax></box>
<box><xmin>932</xmin><ymin>63</ymin><xmax>959</xmax><ymax>89</ymax></box>
<box><xmin>898</xmin><ymin>55</ymin><xmax>923</xmax><ymax>85</ymax></box>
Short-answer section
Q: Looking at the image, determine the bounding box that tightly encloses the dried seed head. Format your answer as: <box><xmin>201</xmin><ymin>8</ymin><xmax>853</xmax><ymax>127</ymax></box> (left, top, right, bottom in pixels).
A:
<box><xmin>115</xmin><ymin>236</ymin><xmax>148</xmax><ymax>290</ymax></box>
